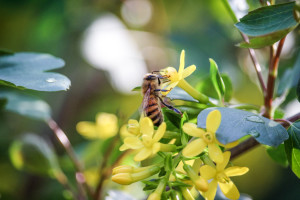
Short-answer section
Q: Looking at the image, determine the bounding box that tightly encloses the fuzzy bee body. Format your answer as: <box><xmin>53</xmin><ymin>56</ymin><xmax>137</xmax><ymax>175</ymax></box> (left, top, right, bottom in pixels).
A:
<box><xmin>142</xmin><ymin>73</ymin><xmax>164</xmax><ymax>126</ymax></box>
<box><xmin>142</xmin><ymin>73</ymin><xmax>182</xmax><ymax>126</ymax></box>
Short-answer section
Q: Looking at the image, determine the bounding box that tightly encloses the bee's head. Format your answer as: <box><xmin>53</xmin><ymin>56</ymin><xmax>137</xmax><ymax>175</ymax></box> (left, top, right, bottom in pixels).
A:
<box><xmin>144</xmin><ymin>73</ymin><xmax>158</xmax><ymax>81</ymax></box>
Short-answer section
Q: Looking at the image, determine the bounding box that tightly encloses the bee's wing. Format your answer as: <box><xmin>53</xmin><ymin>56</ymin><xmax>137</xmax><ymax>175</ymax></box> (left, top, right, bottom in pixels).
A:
<box><xmin>142</xmin><ymin>88</ymin><xmax>151</xmax><ymax>116</ymax></box>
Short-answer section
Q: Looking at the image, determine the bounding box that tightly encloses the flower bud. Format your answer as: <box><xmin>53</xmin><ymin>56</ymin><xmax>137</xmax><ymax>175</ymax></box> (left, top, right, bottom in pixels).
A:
<box><xmin>147</xmin><ymin>192</ymin><xmax>161</xmax><ymax>200</ymax></box>
<box><xmin>180</xmin><ymin>187</ymin><xmax>195</xmax><ymax>200</ymax></box>
<box><xmin>111</xmin><ymin>173</ymin><xmax>133</xmax><ymax>185</ymax></box>
<box><xmin>183</xmin><ymin>164</ymin><xmax>208</xmax><ymax>192</ymax></box>
<box><xmin>147</xmin><ymin>178</ymin><xmax>167</xmax><ymax>200</ymax></box>
<box><xmin>113</xmin><ymin>165</ymin><xmax>154</xmax><ymax>175</ymax></box>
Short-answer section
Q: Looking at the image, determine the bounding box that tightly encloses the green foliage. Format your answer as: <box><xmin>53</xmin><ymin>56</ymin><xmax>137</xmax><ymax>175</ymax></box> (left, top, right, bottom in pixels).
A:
<box><xmin>197</xmin><ymin>74</ymin><xmax>233</xmax><ymax>102</ymax></box>
<box><xmin>0</xmin><ymin>49</ymin><xmax>14</xmax><ymax>56</ymax></box>
<box><xmin>9</xmin><ymin>134</ymin><xmax>62</xmax><ymax>177</ymax></box>
<box><xmin>167</xmin><ymin>87</ymin><xmax>197</xmax><ymax>102</ymax></box>
<box><xmin>236</xmin><ymin>2</ymin><xmax>299</xmax><ymax>48</ymax></box>
<box><xmin>285</xmin><ymin>120</ymin><xmax>300</xmax><ymax>178</ymax></box>
<box><xmin>209</xmin><ymin>58</ymin><xmax>225</xmax><ymax>101</ymax></box>
<box><xmin>198</xmin><ymin>107</ymin><xmax>289</xmax><ymax>146</ymax></box>
<box><xmin>236</xmin><ymin>2</ymin><xmax>298</xmax><ymax>36</ymax></box>
<box><xmin>0</xmin><ymin>90</ymin><xmax>51</xmax><ymax>121</ymax></box>
<box><xmin>266</xmin><ymin>144</ymin><xmax>289</xmax><ymax>167</ymax></box>
<box><xmin>0</xmin><ymin>52</ymin><xmax>70</xmax><ymax>91</ymax></box>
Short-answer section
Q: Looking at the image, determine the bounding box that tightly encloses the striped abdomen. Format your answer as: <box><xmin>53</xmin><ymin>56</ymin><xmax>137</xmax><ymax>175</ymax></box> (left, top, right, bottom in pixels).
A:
<box><xmin>146</xmin><ymin>94</ymin><xmax>163</xmax><ymax>126</ymax></box>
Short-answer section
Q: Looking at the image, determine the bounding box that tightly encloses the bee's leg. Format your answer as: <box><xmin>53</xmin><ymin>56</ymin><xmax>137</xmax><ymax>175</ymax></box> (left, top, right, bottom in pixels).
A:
<box><xmin>154</xmin><ymin>89</ymin><xmax>170</xmax><ymax>92</ymax></box>
<box><xmin>158</xmin><ymin>96</ymin><xmax>182</xmax><ymax>116</ymax></box>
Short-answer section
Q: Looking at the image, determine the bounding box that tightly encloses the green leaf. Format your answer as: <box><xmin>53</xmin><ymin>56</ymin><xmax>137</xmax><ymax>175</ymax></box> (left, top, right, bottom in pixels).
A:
<box><xmin>238</xmin><ymin>28</ymin><xmax>295</xmax><ymax>48</ymax></box>
<box><xmin>167</xmin><ymin>87</ymin><xmax>197</xmax><ymax>102</ymax></box>
<box><xmin>0</xmin><ymin>52</ymin><xmax>70</xmax><ymax>91</ymax></box>
<box><xmin>285</xmin><ymin>120</ymin><xmax>300</xmax><ymax>178</ymax></box>
<box><xmin>197</xmin><ymin>74</ymin><xmax>233</xmax><ymax>102</ymax></box>
<box><xmin>163</xmin><ymin>107</ymin><xmax>182</xmax><ymax>130</ymax></box>
<box><xmin>9</xmin><ymin>133</ymin><xmax>62</xmax><ymax>177</ymax></box>
<box><xmin>180</xmin><ymin>112</ymin><xmax>189</xmax><ymax>146</ymax></box>
<box><xmin>0</xmin><ymin>90</ymin><xmax>51</xmax><ymax>121</ymax></box>
<box><xmin>209</xmin><ymin>59</ymin><xmax>225</xmax><ymax>100</ymax></box>
<box><xmin>297</xmin><ymin>78</ymin><xmax>300</xmax><ymax>102</ymax></box>
<box><xmin>235</xmin><ymin>2</ymin><xmax>298</xmax><ymax>36</ymax></box>
<box><xmin>198</xmin><ymin>107</ymin><xmax>289</xmax><ymax>146</ymax></box>
<box><xmin>266</xmin><ymin>144</ymin><xmax>288</xmax><ymax>167</ymax></box>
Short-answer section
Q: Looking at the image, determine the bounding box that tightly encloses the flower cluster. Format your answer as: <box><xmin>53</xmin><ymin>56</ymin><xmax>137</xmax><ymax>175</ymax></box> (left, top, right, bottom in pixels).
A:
<box><xmin>111</xmin><ymin>51</ymin><xmax>249</xmax><ymax>200</ymax></box>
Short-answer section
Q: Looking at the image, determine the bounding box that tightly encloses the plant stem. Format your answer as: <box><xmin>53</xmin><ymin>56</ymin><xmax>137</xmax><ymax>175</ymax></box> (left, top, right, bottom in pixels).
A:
<box><xmin>221</xmin><ymin>0</ymin><xmax>267</xmax><ymax>95</ymax></box>
<box><xmin>264</xmin><ymin>37</ymin><xmax>286</xmax><ymax>118</ymax></box>
<box><xmin>94</xmin><ymin>135</ymin><xmax>120</xmax><ymax>200</ymax></box>
<box><xmin>47</xmin><ymin>118</ymin><xmax>94</xmax><ymax>199</ymax></box>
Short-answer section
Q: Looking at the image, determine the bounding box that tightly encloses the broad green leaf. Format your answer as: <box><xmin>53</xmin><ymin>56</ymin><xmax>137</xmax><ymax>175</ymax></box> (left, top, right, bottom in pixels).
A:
<box><xmin>0</xmin><ymin>52</ymin><xmax>70</xmax><ymax>91</ymax></box>
<box><xmin>266</xmin><ymin>144</ymin><xmax>288</xmax><ymax>167</ymax></box>
<box><xmin>163</xmin><ymin>107</ymin><xmax>181</xmax><ymax>130</ymax></box>
<box><xmin>9</xmin><ymin>133</ymin><xmax>62</xmax><ymax>178</ymax></box>
<box><xmin>197</xmin><ymin>74</ymin><xmax>233</xmax><ymax>102</ymax></box>
<box><xmin>235</xmin><ymin>2</ymin><xmax>298</xmax><ymax>36</ymax></box>
<box><xmin>284</xmin><ymin>120</ymin><xmax>300</xmax><ymax>178</ymax></box>
<box><xmin>297</xmin><ymin>78</ymin><xmax>300</xmax><ymax>102</ymax></box>
<box><xmin>0</xmin><ymin>90</ymin><xmax>51</xmax><ymax>121</ymax></box>
<box><xmin>238</xmin><ymin>28</ymin><xmax>295</xmax><ymax>48</ymax></box>
<box><xmin>209</xmin><ymin>59</ymin><xmax>225</xmax><ymax>100</ymax></box>
<box><xmin>167</xmin><ymin>87</ymin><xmax>197</xmax><ymax>102</ymax></box>
<box><xmin>198</xmin><ymin>107</ymin><xmax>288</xmax><ymax>146</ymax></box>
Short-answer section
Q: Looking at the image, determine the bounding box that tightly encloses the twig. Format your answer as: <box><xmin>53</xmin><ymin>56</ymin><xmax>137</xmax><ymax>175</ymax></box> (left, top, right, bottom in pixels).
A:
<box><xmin>94</xmin><ymin>135</ymin><xmax>120</xmax><ymax>200</ymax></box>
<box><xmin>221</xmin><ymin>0</ymin><xmax>267</xmax><ymax>95</ymax></box>
<box><xmin>264</xmin><ymin>37</ymin><xmax>286</xmax><ymax>118</ymax></box>
<box><xmin>241</xmin><ymin>33</ymin><xmax>267</xmax><ymax>95</ymax></box>
<box><xmin>47</xmin><ymin>118</ymin><xmax>94</xmax><ymax>199</ymax></box>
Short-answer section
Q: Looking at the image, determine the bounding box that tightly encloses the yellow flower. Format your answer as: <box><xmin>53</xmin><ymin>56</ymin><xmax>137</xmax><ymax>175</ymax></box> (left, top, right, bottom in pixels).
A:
<box><xmin>76</xmin><ymin>112</ymin><xmax>118</xmax><ymax>140</ymax></box>
<box><xmin>160</xmin><ymin>50</ymin><xmax>209</xmax><ymax>103</ymax></box>
<box><xmin>112</xmin><ymin>165</ymin><xmax>160</xmax><ymax>185</ymax></box>
<box><xmin>120</xmin><ymin>117</ymin><xmax>176</xmax><ymax>162</ymax></box>
<box><xmin>182</xmin><ymin>110</ymin><xmax>238</xmax><ymax>163</ymax></box>
<box><xmin>200</xmin><ymin>151</ymin><xmax>249</xmax><ymax>200</ymax></box>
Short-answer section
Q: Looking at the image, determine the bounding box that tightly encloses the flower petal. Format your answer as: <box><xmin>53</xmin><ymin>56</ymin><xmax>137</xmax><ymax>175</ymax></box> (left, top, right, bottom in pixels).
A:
<box><xmin>203</xmin><ymin>179</ymin><xmax>218</xmax><ymax>200</ymax></box>
<box><xmin>124</xmin><ymin>137</ymin><xmax>143</xmax><ymax>149</ymax></box>
<box><xmin>134</xmin><ymin>147</ymin><xmax>152</xmax><ymax>162</ymax></box>
<box><xmin>217</xmin><ymin>151</ymin><xmax>231</xmax><ymax>171</ymax></box>
<box><xmin>161</xmin><ymin>81</ymin><xmax>179</xmax><ymax>96</ymax></box>
<box><xmin>182</xmin><ymin>138</ymin><xmax>207</xmax><ymax>158</ymax></box>
<box><xmin>76</xmin><ymin>122</ymin><xmax>98</xmax><ymax>139</ymax></box>
<box><xmin>200</xmin><ymin>165</ymin><xmax>217</xmax><ymax>180</ymax></box>
<box><xmin>140</xmin><ymin>117</ymin><xmax>154</xmax><ymax>136</ymax></box>
<box><xmin>206</xmin><ymin>110</ymin><xmax>221</xmax><ymax>133</ymax></box>
<box><xmin>224</xmin><ymin>166</ymin><xmax>249</xmax><ymax>177</ymax></box>
<box><xmin>216</xmin><ymin>139</ymin><xmax>239</xmax><ymax>148</ymax></box>
<box><xmin>153</xmin><ymin>122</ymin><xmax>166</xmax><ymax>142</ymax></box>
<box><xmin>208</xmin><ymin>143</ymin><xmax>223</xmax><ymax>164</ymax></box>
<box><xmin>119</xmin><ymin>144</ymin><xmax>129</xmax><ymax>151</ymax></box>
<box><xmin>219</xmin><ymin>180</ymin><xmax>240</xmax><ymax>200</ymax></box>
<box><xmin>182</xmin><ymin>65</ymin><xmax>196</xmax><ymax>79</ymax></box>
<box><xmin>178</xmin><ymin>50</ymin><xmax>185</xmax><ymax>75</ymax></box>
<box><xmin>183</xmin><ymin>123</ymin><xmax>205</xmax><ymax>137</ymax></box>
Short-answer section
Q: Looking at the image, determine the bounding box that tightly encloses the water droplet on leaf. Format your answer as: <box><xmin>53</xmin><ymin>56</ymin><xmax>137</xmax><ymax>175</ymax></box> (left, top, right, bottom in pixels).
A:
<box><xmin>246</xmin><ymin>115</ymin><xmax>264</xmax><ymax>123</ymax></box>
<box><xmin>248</xmin><ymin>130</ymin><xmax>260</xmax><ymax>138</ymax></box>
<box><xmin>46</xmin><ymin>78</ymin><xmax>56</xmax><ymax>83</ymax></box>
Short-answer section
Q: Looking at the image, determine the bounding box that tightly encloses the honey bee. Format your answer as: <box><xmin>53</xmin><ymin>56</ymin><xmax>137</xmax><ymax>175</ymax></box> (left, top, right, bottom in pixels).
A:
<box><xmin>142</xmin><ymin>73</ymin><xmax>182</xmax><ymax>126</ymax></box>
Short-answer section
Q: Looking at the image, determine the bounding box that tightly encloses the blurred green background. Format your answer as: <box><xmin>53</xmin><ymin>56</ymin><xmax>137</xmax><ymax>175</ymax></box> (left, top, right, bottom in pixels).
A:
<box><xmin>0</xmin><ymin>0</ymin><xmax>299</xmax><ymax>199</ymax></box>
